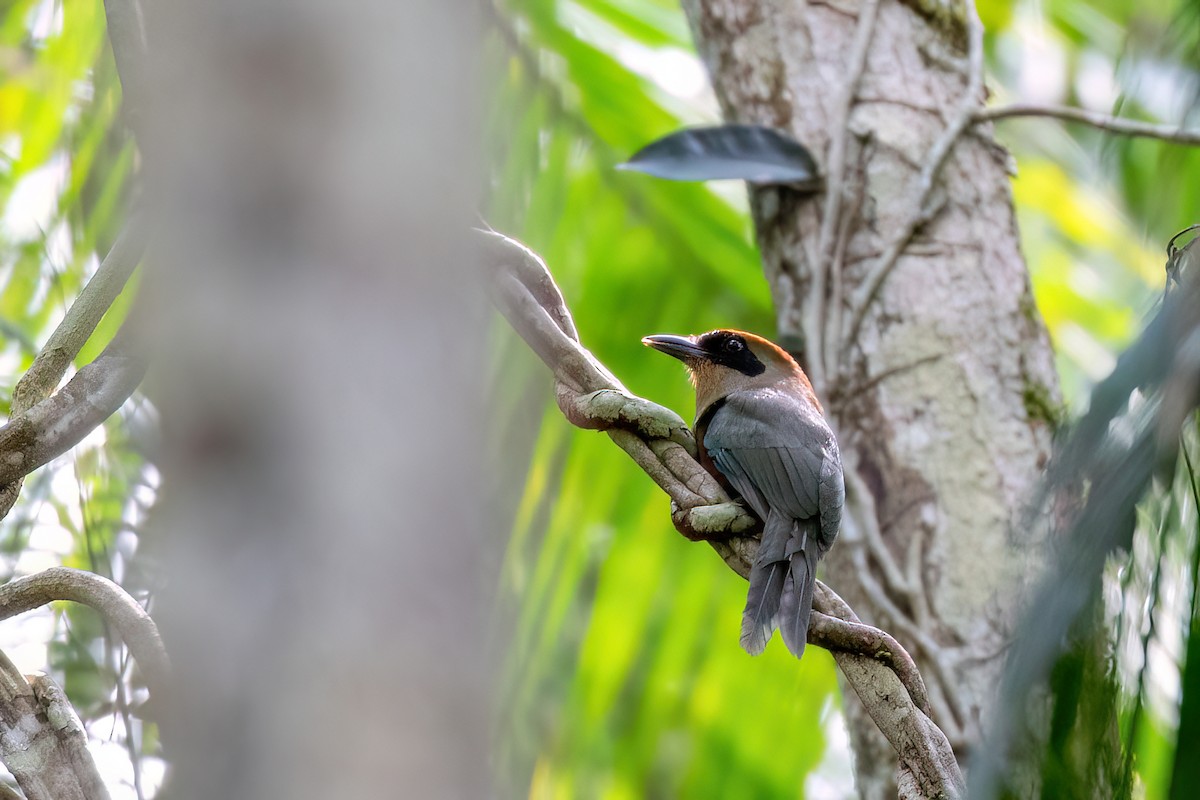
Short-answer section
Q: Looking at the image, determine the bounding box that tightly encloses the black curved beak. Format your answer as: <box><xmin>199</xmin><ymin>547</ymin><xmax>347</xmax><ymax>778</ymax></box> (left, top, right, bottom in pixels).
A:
<box><xmin>642</xmin><ymin>334</ymin><xmax>707</xmax><ymax>362</ymax></box>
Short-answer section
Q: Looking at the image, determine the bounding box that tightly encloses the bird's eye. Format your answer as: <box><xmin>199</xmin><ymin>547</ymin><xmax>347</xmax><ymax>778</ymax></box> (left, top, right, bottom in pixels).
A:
<box><xmin>725</xmin><ymin>338</ymin><xmax>744</xmax><ymax>353</ymax></box>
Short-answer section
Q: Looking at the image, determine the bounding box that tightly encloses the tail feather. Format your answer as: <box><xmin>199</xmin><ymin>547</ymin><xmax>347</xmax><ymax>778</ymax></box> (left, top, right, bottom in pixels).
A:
<box><xmin>740</xmin><ymin>560</ymin><xmax>786</xmax><ymax>654</ymax></box>
<box><xmin>740</xmin><ymin>511</ymin><xmax>791</xmax><ymax>655</ymax></box>
<box><xmin>778</xmin><ymin>540</ymin><xmax>819</xmax><ymax>658</ymax></box>
<box><xmin>742</xmin><ymin>515</ymin><xmax>821</xmax><ymax>658</ymax></box>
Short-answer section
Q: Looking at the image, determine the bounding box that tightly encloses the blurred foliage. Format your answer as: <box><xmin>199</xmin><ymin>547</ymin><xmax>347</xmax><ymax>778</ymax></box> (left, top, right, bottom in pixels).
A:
<box><xmin>483</xmin><ymin>2</ymin><xmax>841</xmax><ymax>796</ymax></box>
<box><xmin>970</xmin><ymin>235</ymin><xmax>1200</xmax><ymax>799</ymax></box>
<box><xmin>0</xmin><ymin>0</ymin><xmax>156</xmax><ymax>796</ymax></box>
<box><xmin>485</xmin><ymin>0</ymin><xmax>1200</xmax><ymax>798</ymax></box>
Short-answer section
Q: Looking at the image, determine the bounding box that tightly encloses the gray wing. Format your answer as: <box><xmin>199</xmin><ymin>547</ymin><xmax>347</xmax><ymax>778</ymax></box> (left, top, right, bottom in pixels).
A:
<box><xmin>704</xmin><ymin>387</ymin><xmax>843</xmax><ymax>551</ymax></box>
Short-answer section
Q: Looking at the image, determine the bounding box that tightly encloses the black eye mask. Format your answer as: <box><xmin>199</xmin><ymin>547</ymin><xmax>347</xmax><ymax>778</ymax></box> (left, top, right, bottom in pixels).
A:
<box><xmin>697</xmin><ymin>331</ymin><xmax>766</xmax><ymax>376</ymax></box>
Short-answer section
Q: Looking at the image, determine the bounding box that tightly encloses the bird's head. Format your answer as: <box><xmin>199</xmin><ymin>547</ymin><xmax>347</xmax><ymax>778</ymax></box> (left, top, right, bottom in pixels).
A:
<box><xmin>642</xmin><ymin>329</ymin><xmax>819</xmax><ymax>416</ymax></box>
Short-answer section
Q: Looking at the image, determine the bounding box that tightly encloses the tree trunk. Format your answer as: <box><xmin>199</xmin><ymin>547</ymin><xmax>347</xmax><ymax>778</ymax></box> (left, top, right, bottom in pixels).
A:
<box><xmin>139</xmin><ymin>2</ymin><xmax>490</xmax><ymax>798</ymax></box>
<box><xmin>681</xmin><ymin>1</ymin><xmax>1059</xmax><ymax>796</ymax></box>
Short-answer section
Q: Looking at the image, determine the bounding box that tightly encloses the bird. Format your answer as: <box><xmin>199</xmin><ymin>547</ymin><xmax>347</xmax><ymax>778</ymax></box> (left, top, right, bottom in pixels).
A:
<box><xmin>643</xmin><ymin>329</ymin><xmax>843</xmax><ymax>658</ymax></box>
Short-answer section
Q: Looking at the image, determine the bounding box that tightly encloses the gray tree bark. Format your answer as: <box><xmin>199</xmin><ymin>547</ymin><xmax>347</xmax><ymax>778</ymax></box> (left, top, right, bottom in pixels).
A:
<box><xmin>680</xmin><ymin>1</ymin><xmax>1059</xmax><ymax>796</ymax></box>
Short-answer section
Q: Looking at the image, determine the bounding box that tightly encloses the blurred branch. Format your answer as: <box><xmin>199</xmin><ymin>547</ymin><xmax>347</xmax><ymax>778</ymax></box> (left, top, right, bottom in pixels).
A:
<box><xmin>1171</xmin><ymin>436</ymin><xmax>1200</xmax><ymax>797</ymax></box>
<box><xmin>975</xmin><ymin>103</ymin><xmax>1200</xmax><ymax>146</ymax></box>
<box><xmin>0</xmin><ymin>648</ymin><xmax>110</xmax><ymax>800</ymax></box>
<box><xmin>0</xmin><ymin>221</ymin><xmax>146</xmax><ymax>519</ymax></box>
<box><xmin>0</xmin><ymin>343</ymin><xmax>147</xmax><ymax>489</ymax></box>
<box><xmin>482</xmin><ymin>228</ymin><xmax>964</xmax><ymax>798</ymax></box>
<box><xmin>102</xmin><ymin>0</ymin><xmax>149</xmax><ymax>140</ymax></box>
<box><xmin>10</xmin><ymin>220</ymin><xmax>143</xmax><ymax>415</ymax></box>
<box><xmin>0</xmin><ymin>568</ymin><xmax>168</xmax><ymax>701</ymax></box>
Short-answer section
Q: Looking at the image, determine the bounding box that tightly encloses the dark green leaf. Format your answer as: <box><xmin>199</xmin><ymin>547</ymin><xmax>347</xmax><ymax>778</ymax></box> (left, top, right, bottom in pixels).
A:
<box><xmin>620</xmin><ymin>124</ymin><xmax>821</xmax><ymax>187</ymax></box>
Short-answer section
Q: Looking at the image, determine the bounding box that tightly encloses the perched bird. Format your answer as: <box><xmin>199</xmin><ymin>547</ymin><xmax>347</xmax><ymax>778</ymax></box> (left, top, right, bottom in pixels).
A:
<box><xmin>643</xmin><ymin>329</ymin><xmax>843</xmax><ymax>658</ymax></box>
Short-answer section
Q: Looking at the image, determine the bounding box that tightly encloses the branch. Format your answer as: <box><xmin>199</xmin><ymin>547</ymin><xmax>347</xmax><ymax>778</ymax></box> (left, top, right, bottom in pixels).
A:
<box><xmin>480</xmin><ymin>229</ymin><xmax>760</xmax><ymax>566</ymax></box>
<box><xmin>811</xmin><ymin>583</ymin><xmax>929</xmax><ymax>715</ymax></box>
<box><xmin>102</xmin><ymin>0</ymin><xmax>150</xmax><ymax>140</ymax></box>
<box><xmin>28</xmin><ymin>673</ymin><xmax>112</xmax><ymax>800</ymax></box>
<box><xmin>0</xmin><ymin>343</ymin><xmax>148</xmax><ymax>488</ymax></box>
<box><xmin>814</xmin><ymin>586</ymin><xmax>963</xmax><ymax>799</ymax></box>
<box><xmin>0</xmin><ymin>568</ymin><xmax>169</xmax><ymax>701</ymax></box>
<box><xmin>0</xmin><ymin>0</ymin><xmax>158</xmax><ymax>520</ymax></box>
<box><xmin>974</xmin><ymin>103</ymin><xmax>1200</xmax><ymax>146</ymax></box>
<box><xmin>0</xmin><ymin>648</ymin><xmax>105</xmax><ymax>800</ymax></box>
<box><xmin>10</xmin><ymin>220</ymin><xmax>144</xmax><ymax>416</ymax></box>
<box><xmin>0</xmin><ymin>221</ymin><xmax>146</xmax><ymax>520</ymax></box>
<box><xmin>971</xmin><ymin>236</ymin><xmax>1200</xmax><ymax>798</ymax></box>
<box><xmin>483</xmin><ymin>229</ymin><xmax>964</xmax><ymax>797</ymax></box>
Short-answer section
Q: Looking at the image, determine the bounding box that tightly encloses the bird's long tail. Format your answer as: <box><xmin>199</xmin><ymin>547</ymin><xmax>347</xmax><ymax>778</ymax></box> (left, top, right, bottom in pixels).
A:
<box><xmin>778</xmin><ymin>519</ymin><xmax>820</xmax><ymax>658</ymax></box>
<box><xmin>740</xmin><ymin>510</ymin><xmax>792</xmax><ymax>655</ymax></box>
<box><xmin>740</xmin><ymin>514</ymin><xmax>819</xmax><ymax>658</ymax></box>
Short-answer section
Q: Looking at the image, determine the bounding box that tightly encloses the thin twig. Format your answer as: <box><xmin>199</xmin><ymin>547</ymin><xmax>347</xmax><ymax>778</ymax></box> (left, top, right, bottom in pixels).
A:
<box><xmin>826</xmin><ymin>187</ymin><xmax>856</xmax><ymax>379</ymax></box>
<box><xmin>812</xmin><ymin>0</ymin><xmax>881</xmax><ymax>389</ymax></box>
<box><xmin>843</xmin><ymin>464</ymin><xmax>914</xmax><ymax>598</ymax></box>
<box><xmin>114</xmin><ymin>647</ymin><xmax>146</xmax><ymax>800</ymax></box>
<box><xmin>975</xmin><ymin>103</ymin><xmax>1200</xmax><ymax>146</ymax></box>
<box><xmin>851</xmin><ymin>544</ymin><xmax>970</xmax><ymax>731</ymax></box>
<box><xmin>830</xmin><ymin>353</ymin><xmax>944</xmax><ymax>410</ymax></box>
<box><xmin>840</xmin><ymin>3</ymin><xmax>985</xmax><ymax>362</ymax></box>
<box><xmin>10</xmin><ymin>219</ymin><xmax>144</xmax><ymax>415</ymax></box>
<box><xmin>0</xmin><ymin>221</ymin><xmax>146</xmax><ymax>521</ymax></box>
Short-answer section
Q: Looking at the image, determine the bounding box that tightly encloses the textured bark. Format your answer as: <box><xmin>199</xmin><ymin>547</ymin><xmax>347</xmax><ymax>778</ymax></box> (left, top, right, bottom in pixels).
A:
<box><xmin>0</xmin><ymin>652</ymin><xmax>109</xmax><ymax>800</ymax></box>
<box><xmin>681</xmin><ymin>0</ymin><xmax>1059</xmax><ymax>796</ymax></box>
